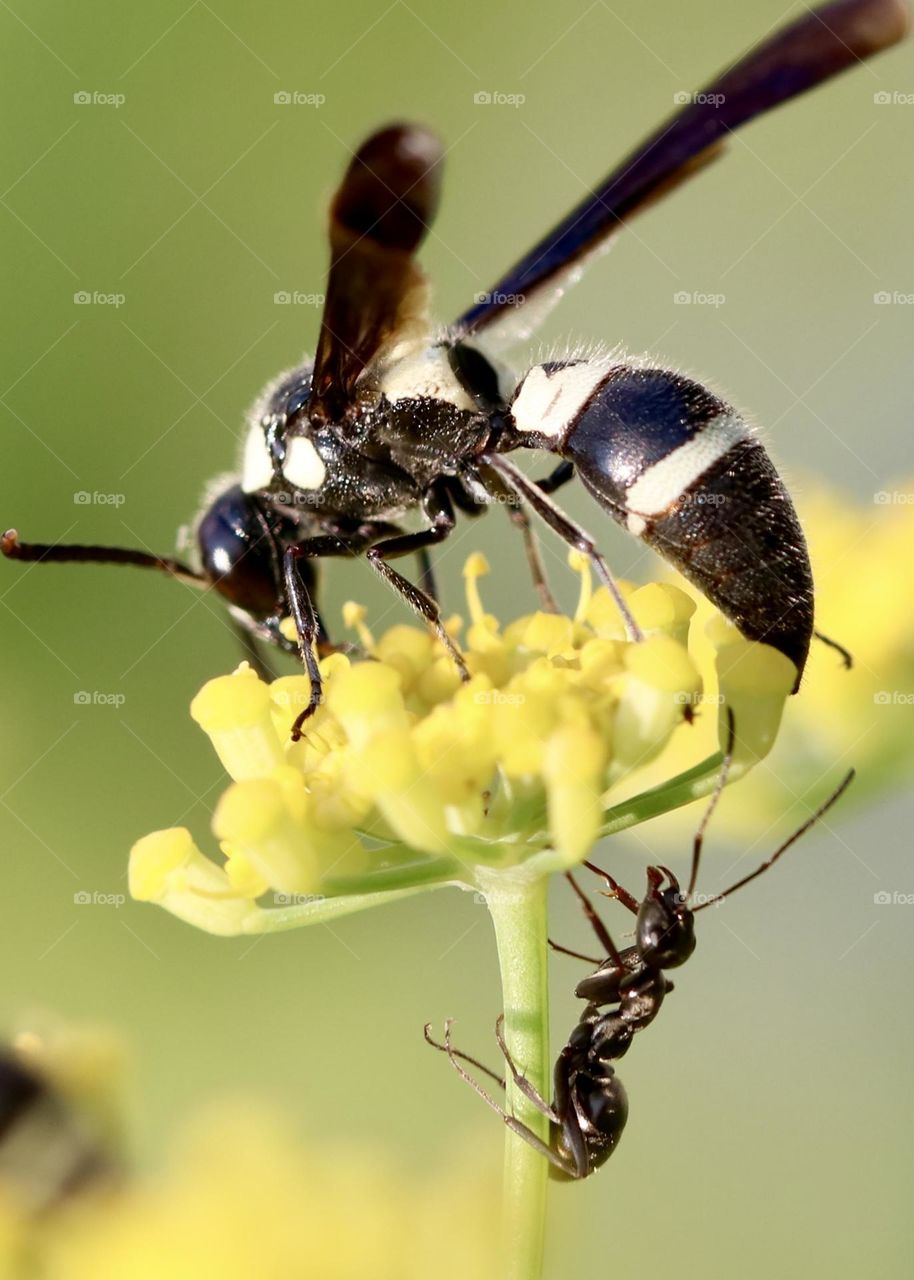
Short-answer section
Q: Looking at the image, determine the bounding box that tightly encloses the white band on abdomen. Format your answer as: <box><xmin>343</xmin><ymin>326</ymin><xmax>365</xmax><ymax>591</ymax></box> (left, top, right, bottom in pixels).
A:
<box><xmin>625</xmin><ymin>412</ymin><xmax>748</xmax><ymax>516</ymax></box>
<box><xmin>511</xmin><ymin>360</ymin><xmax>614</xmax><ymax>441</ymax></box>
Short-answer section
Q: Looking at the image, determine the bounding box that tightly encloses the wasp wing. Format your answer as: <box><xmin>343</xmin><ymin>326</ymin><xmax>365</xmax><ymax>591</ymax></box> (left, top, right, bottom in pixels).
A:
<box><xmin>456</xmin><ymin>0</ymin><xmax>908</xmax><ymax>348</ymax></box>
<box><xmin>308</xmin><ymin>124</ymin><xmax>443</xmax><ymax>425</ymax></box>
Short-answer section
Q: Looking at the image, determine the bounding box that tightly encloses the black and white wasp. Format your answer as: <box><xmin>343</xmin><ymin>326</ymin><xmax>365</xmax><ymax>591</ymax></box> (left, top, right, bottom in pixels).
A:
<box><xmin>4</xmin><ymin>0</ymin><xmax>904</xmax><ymax>734</ymax></box>
<box><xmin>426</xmin><ymin>714</ymin><xmax>855</xmax><ymax>1179</ymax></box>
<box><xmin>0</xmin><ymin>1048</ymin><xmax>115</xmax><ymax>1211</ymax></box>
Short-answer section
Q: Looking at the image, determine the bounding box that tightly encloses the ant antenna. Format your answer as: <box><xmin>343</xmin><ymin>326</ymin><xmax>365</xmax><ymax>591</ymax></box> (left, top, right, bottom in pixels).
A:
<box><xmin>813</xmin><ymin>629</ymin><xmax>853</xmax><ymax>671</ymax></box>
<box><xmin>686</xmin><ymin>707</ymin><xmax>736</xmax><ymax>901</ymax></box>
<box><xmin>693</xmin><ymin>767</ymin><xmax>855</xmax><ymax>912</ymax></box>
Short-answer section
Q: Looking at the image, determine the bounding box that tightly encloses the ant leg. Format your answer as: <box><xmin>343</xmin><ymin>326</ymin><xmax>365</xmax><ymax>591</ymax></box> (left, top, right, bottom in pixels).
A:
<box><xmin>548</xmin><ymin>939</ymin><xmax>602</xmax><ymax>965</ymax></box>
<box><xmin>565</xmin><ymin>871</ymin><xmax>627</xmax><ymax>970</ymax></box>
<box><xmin>582</xmin><ymin>861</ymin><xmax>640</xmax><ymax>914</ymax></box>
<box><xmin>423</xmin><ymin>1025</ymin><xmax>505</xmax><ymax>1090</ymax></box>
<box><xmin>427</xmin><ymin>1022</ymin><xmax>576</xmax><ymax>1177</ymax></box>
<box><xmin>476</xmin><ymin>454</ymin><xmax>643</xmax><ymax>643</ymax></box>
<box><xmin>493</xmin><ymin>1016</ymin><xmax>560</xmax><ymax>1123</ymax></box>
<box><xmin>365</xmin><ymin>488</ymin><xmax>469</xmax><ymax>683</ymax></box>
<box><xmin>813</xmin><ymin>629</ymin><xmax>853</xmax><ymax>670</ymax></box>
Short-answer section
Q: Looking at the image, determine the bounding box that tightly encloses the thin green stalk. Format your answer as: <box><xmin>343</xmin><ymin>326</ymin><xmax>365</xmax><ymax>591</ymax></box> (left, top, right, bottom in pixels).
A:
<box><xmin>477</xmin><ymin>866</ymin><xmax>550</xmax><ymax>1280</ymax></box>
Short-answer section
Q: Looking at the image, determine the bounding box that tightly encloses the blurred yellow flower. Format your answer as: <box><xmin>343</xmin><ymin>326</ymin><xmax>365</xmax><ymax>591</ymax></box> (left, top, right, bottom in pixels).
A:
<box><xmin>128</xmin><ymin>554</ymin><xmax>796</xmax><ymax>936</ymax></box>
<box><xmin>0</xmin><ymin>1022</ymin><xmax>501</xmax><ymax>1280</ymax></box>
<box><xmin>632</xmin><ymin>475</ymin><xmax>914</xmax><ymax>840</ymax></box>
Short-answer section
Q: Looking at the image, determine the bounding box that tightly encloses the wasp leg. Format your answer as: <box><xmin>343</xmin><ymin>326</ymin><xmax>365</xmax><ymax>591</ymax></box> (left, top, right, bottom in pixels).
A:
<box><xmin>282</xmin><ymin>534</ymin><xmax>357</xmax><ymax>740</ymax></box>
<box><xmin>365</xmin><ymin>487</ymin><xmax>469</xmax><ymax>683</ymax></box>
<box><xmin>477</xmin><ymin>454</ymin><xmax>643</xmax><ymax>642</ymax></box>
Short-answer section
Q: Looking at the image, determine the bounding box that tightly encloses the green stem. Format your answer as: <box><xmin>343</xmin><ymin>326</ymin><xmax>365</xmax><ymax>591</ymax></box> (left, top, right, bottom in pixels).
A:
<box><xmin>477</xmin><ymin>866</ymin><xmax>550</xmax><ymax>1280</ymax></box>
<box><xmin>242</xmin><ymin>881</ymin><xmax>452</xmax><ymax>933</ymax></box>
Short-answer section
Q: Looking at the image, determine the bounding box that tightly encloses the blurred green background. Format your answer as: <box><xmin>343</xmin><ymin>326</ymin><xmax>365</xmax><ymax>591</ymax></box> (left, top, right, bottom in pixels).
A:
<box><xmin>1</xmin><ymin>1</ymin><xmax>913</xmax><ymax>1275</ymax></box>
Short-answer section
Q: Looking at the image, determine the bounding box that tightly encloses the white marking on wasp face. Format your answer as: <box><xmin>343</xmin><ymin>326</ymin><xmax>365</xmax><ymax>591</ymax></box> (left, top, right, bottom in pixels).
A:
<box><xmin>511</xmin><ymin>360</ymin><xmax>613</xmax><ymax>441</ymax></box>
<box><xmin>241</xmin><ymin>423</ymin><xmax>273</xmax><ymax>493</ymax></box>
<box><xmin>282</xmin><ymin>434</ymin><xmax>327</xmax><ymax>491</ymax></box>
<box><xmin>379</xmin><ymin>347</ymin><xmax>477</xmax><ymax>411</ymax></box>
<box><xmin>625</xmin><ymin>412</ymin><xmax>748</xmax><ymax>517</ymax></box>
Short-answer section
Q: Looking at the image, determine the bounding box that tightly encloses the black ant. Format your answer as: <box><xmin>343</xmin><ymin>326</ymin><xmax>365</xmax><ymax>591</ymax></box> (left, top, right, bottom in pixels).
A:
<box><xmin>425</xmin><ymin>713</ymin><xmax>855</xmax><ymax>1180</ymax></box>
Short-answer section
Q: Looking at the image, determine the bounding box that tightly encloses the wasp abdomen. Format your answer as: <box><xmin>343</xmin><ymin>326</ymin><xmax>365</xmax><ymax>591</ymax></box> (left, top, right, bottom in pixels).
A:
<box><xmin>510</xmin><ymin>361</ymin><xmax>814</xmax><ymax>683</ymax></box>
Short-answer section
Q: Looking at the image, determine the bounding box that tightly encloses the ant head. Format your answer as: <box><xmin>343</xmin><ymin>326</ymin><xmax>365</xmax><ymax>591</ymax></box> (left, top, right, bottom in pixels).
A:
<box><xmin>636</xmin><ymin>866</ymin><xmax>696</xmax><ymax>970</ymax></box>
<box><xmin>196</xmin><ymin>484</ymin><xmax>303</xmax><ymax>620</ymax></box>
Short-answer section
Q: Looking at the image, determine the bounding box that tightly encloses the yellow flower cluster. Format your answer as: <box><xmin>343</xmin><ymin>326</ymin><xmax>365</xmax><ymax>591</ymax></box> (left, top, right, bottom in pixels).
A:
<box><xmin>635</xmin><ymin>475</ymin><xmax>914</xmax><ymax>837</ymax></box>
<box><xmin>129</xmin><ymin>555</ymin><xmax>796</xmax><ymax>935</ymax></box>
